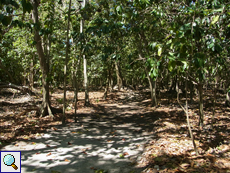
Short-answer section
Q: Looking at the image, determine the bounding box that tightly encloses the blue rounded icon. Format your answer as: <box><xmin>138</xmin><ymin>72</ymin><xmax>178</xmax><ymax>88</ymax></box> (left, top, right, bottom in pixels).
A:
<box><xmin>3</xmin><ymin>154</ymin><xmax>15</xmax><ymax>166</ymax></box>
<box><xmin>3</xmin><ymin>154</ymin><xmax>18</xmax><ymax>170</ymax></box>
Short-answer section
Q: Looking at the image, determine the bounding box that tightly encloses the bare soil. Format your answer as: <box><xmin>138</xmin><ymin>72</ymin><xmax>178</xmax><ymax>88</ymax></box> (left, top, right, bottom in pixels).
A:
<box><xmin>0</xmin><ymin>87</ymin><xmax>229</xmax><ymax>172</ymax></box>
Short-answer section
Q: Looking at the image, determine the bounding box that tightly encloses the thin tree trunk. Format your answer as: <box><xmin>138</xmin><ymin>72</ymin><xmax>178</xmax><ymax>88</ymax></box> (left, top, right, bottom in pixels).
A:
<box><xmin>212</xmin><ymin>82</ymin><xmax>217</xmax><ymax>129</ymax></box>
<box><xmin>147</xmin><ymin>76</ymin><xmax>157</xmax><ymax>107</ymax></box>
<box><xmin>62</xmin><ymin>0</ymin><xmax>71</xmax><ymax>125</ymax></box>
<box><xmin>104</xmin><ymin>67</ymin><xmax>109</xmax><ymax>99</ymax></box>
<box><xmin>115</xmin><ymin>60</ymin><xmax>123</xmax><ymax>91</ymax></box>
<box><xmin>32</xmin><ymin>0</ymin><xmax>53</xmax><ymax>117</ymax></box>
<box><xmin>138</xmin><ymin>53</ymin><xmax>157</xmax><ymax>106</ymax></box>
<box><xmin>177</xmin><ymin>72</ymin><xmax>198</xmax><ymax>155</ymax></box>
<box><xmin>189</xmin><ymin>81</ymin><xmax>194</xmax><ymax>104</ymax></box>
<box><xmin>226</xmin><ymin>91</ymin><xmax>230</xmax><ymax>107</ymax></box>
<box><xmin>29</xmin><ymin>54</ymin><xmax>34</xmax><ymax>89</ymax></box>
<box><xmin>74</xmin><ymin>57</ymin><xmax>81</xmax><ymax>123</ymax></box>
<box><xmin>108</xmin><ymin>63</ymin><xmax>113</xmax><ymax>91</ymax></box>
<box><xmin>198</xmin><ymin>83</ymin><xmax>204</xmax><ymax>128</ymax></box>
<box><xmin>83</xmin><ymin>55</ymin><xmax>89</xmax><ymax>105</ymax></box>
<box><xmin>80</xmin><ymin>0</ymin><xmax>89</xmax><ymax>106</ymax></box>
<box><xmin>184</xmin><ymin>75</ymin><xmax>198</xmax><ymax>156</ymax></box>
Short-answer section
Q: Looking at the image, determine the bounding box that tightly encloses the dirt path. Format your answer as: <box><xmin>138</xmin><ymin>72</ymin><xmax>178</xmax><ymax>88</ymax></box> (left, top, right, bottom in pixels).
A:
<box><xmin>1</xmin><ymin>90</ymin><xmax>156</xmax><ymax>173</ymax></box>
<box><xmin>1</xmin><ymin>89</ymin><xmax>230</xmax><ymax>172</ymax></box>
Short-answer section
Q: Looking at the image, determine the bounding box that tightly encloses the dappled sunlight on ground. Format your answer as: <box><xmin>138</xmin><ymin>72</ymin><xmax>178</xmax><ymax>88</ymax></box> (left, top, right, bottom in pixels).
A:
<box><xmin>0</xmin><ymin>88</ymin><xmax>230</xmax><ymax>172</ymax></box>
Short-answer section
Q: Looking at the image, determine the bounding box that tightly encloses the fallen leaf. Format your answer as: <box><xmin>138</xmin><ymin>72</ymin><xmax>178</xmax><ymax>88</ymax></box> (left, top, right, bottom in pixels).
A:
<box><xmin>31</xmin><ymin>142</ymin><xmax>36</xmax><ymax>145</ymax></box>
<box><xmin>123</xmin><ymin>152</ymin><xmax>129</xmax><ymax>156</ymax></box>
<box><xmin>64</xmin><ymin>159</ymin><xmax>70</xmax><ymax>162</ymax></box>
<box><xmin>51</xmin><ymin>127</ymin><xmax>57</xmax><ymax>131</ymax></box>
<box><xmin>82</xmin><ymin>151</ymin><xmax>87</xmax><ymax>154</ymax></box>
<box><xmin>46</xmin><ymin>153</ymin><xmax>52</xmax><ymax>156</ymax></box>
<box><xmin>81</xmin><ymin>148</ymin><xmax>88</xmax><ymax>152</ymax></box>
<box><xmin>15</xmin><ymin>143</ymin><xmax>19</xmax><ymax>146</ymax></box>
<box><xmin>46</xmin><ymin>144</ymin><xmax>51</xmax><ymax>147</ymax></box>
<box><xmin>68</xmin><ymin>142</ymin><xmax>72</xmax><ymax>145</ymax></box>
<box><xmin>122</xmin><ymin>138</ymin><xmax>125</xmax><ymax>141</ymax></box>
<box><xmin>23</xmin><ymin>136</ymin><xmax>30</xmax><ymax>140</ymax></box>
<box><xmin>119</xmin><ymin>154</ymin><xmax>125</xmax><ymax>158</ymax></box>
<box><xmin>180</xmin><ymin>163</ymin><xmax>190</xmax><ymax>169</ymax></box>
<box><xmin>71</xmin><ymin>132</ymin><xmax>76</xmax><ymax>133</ymax></box>
<box><xmin>36</xmin><ymin>152</ymin><xmax>40</xmax><ymax>155</ymax></box>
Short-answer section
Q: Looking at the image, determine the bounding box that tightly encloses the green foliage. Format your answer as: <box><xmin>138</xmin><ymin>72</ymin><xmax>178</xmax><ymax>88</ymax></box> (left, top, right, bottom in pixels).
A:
<box><xmin>21</xmin><ymin>0</ymin><xmax>33</xmax><ymax>14</ymax></box>
<box><xmin>0</xmin><ymin>0</ymin><xmax>229</xmax><ymax>104</ymax></box>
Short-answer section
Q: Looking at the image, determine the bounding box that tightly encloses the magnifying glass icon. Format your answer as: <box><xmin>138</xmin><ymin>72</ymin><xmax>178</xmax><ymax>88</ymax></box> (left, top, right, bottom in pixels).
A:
<box><xmin>3</xmin><ymin>154</ymin><xmax>18</xmax><ymax>170</ymax></box>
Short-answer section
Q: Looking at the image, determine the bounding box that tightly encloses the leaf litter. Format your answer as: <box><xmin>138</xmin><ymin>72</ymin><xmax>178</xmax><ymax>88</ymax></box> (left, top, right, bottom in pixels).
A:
<box><xmin>0</xmin><ymin>88</ymin><xmax>229</xmax><ymax>172</ymax></box>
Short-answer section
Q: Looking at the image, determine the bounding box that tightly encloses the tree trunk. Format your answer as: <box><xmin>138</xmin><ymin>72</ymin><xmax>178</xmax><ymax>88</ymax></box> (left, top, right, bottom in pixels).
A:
<box><xmin>108</xmin><ymin>63</ymin><xmax>113</xmax><ymax>91</ymax></box>
<box><xmin>115</xmin><ymin>60</ymin><xmax>123</xmax><ymax>91</ymax></box>
<box><xmin>198</xmin><ymin>83</ymin><xmax>204</xmax><ymax>128</ymax></box>
<box><xmin>145</xmin><ymin>68</ymin><xmax>157</xmax><ymax>107</ymax></box>
<box><xmin>83</xmin><ymin>55</ymin><xmax>89</xmax><ymax>105</ymax></box>
<box><xmin>23</xmin><ymin>72</ymin><xmax>26</xmax><ymax>86</ymax></box>
<box><xmin>226</xmin><ymin>91</ymin><xmax>230</xmax><ymax>107</ymax></box>
<box><xmin>29</xmin><ymin>54</ymin><xmax>35</xmax><ymax>90</ymax></box>
<box><xmin>225</xmin><ymin>79</ymin><xmax>230</xmax><ymax>107</ymax></box>
<box><xmin>62</xmin><ymin>0</ymin><xmax>71</xmax><ymax>125</ymax></box>
<box><xmin>189</xmin><ymin>81</ymin><xmax>194</xmax><ymax>104</ymax></box>
<box><xmin>177</xmin><ymin>71</ymin><xmax>198</xmax><ymax>156</ymax></box>
<box><xmin>32</xmin><ymin>0</ymin><xmax>53</xmax><ymax>117</ymax></box>
<box><xmin>80</xmin><ymin>0</ymin><xmax>89</xmax><ymax>106</ymax></box>
<box><xmin>103</xmin><ymin>67</ymin><xmax>109</xmax><ymax>99</ymax></box>
<box><xmin>74</xmin><ymin>57</ymin><xmax>81</xmax><ymax>123</ymax></box>
<box><xmin>212</xmin><ymin>82</ymin><xmax>217</xmax><ymax>129</ymax></box>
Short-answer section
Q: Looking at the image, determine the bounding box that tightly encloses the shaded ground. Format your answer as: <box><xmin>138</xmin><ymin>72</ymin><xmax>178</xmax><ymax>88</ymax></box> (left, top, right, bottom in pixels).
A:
<box><xmin>0</xmin><ymin>87</ymin><xmax>230</xmax><ymax>172</ymax></box>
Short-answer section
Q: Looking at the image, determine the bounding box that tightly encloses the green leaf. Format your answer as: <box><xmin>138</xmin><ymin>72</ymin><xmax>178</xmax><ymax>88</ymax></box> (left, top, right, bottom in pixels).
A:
<box><xmin>168</xmin><ymin>60</ymin><xmax>176</xmax><ymax>72</ymax></box>
<box><xmin>168</xmin><ymin>52</ymin><xmax>175</xmax><ymax>60</ymax></box>
<box><xmin>181</xmin><ymin>61</ymin><xmax>188</xmax><ymax>70</ymax></box>
<box><xmin>21</xmin><ymin>0</ymin><xmax>33</xmax><ymax>14</ymax></box>
<box><xmin>2</xmin><ymin>16</ymin><xmax>12</xmax><ymax>26</ymax></box>
<box><xmin>207</xmin><ymin>42</ymin><xmax>214</xmax><ymax>49</ymax></box>
<box><xmin>213</xmin><ymin>6</ymin><xmax>224</xmax><ymax>12</ymax></box>
<box><xmin>142</xmin><ymin>73</ymin><xmax>146</xmax><ymax>79</ymax></box>
<box><xmin>166</xmin><ymin>39</ymin><xmax>172</xmax><ymax>45</ymax></box>
<box><xmin>211</xmin><ymin>15</ymin><xmax>219</xmax><ymax>25</ymax></box>
<box><xmin>214</xmin><ymin>43</ymin><xmax>222</xmax><ymax>53</ymax></box>
<box><xmin>116</xmin><ymin>6</ymin><xmax>122</xmax><ymax>15</ymax></box>
<box><xmin>158</xmin><ymin>46</ymin><xmax>162</xmax><ymax>56</ymax></box>
<box><xmin>177</xmin><ymin>31</ymin><xmax>184</xmax><ymax>38</ymax></box>
<box><xmin>150</xmin><ymin>42</ymin><xmax>157</xmax><ymax>50</ymax></box>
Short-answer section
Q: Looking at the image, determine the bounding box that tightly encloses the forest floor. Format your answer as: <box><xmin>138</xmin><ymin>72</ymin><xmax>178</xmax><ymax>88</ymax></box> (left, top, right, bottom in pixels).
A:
<box><xmin>0</xmin><ymin>87</ymin><xmax>230</xmax><ymax>173</ymax></box>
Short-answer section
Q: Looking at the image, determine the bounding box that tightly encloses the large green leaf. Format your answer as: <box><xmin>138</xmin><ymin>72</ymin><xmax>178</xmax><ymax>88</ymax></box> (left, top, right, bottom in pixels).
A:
<box><xmin>21</xmin><ymin>0</ymin><xmax>33</xmax><ymax>14</ymax></box>
<box><xmin>158</xmin><ymin>46</ymin><xmax>162</xmax><ymax>56</ymax></box>
<box><xmin>116</xmin><ymin>6</ymin><xmax>122</xmax><ymax>15</ymax></box>
<box><xmin>211</xmin><ymin>15</ymin><xmax>219</xmax><ymax>25</ymax></box>
<box><xmin>168</xmin><ymin>60</ymin><xmax>176</xmax><ymax>72</ymax></box>
<box><xmin>2</xmin><ymin>16</ymin><xmax>12</xmax><ymax>26</ymax></box>
<box><xmin>150</xmin><ymin>42</ymin><xmax>157</xmax><ymax>50</ymax></box>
